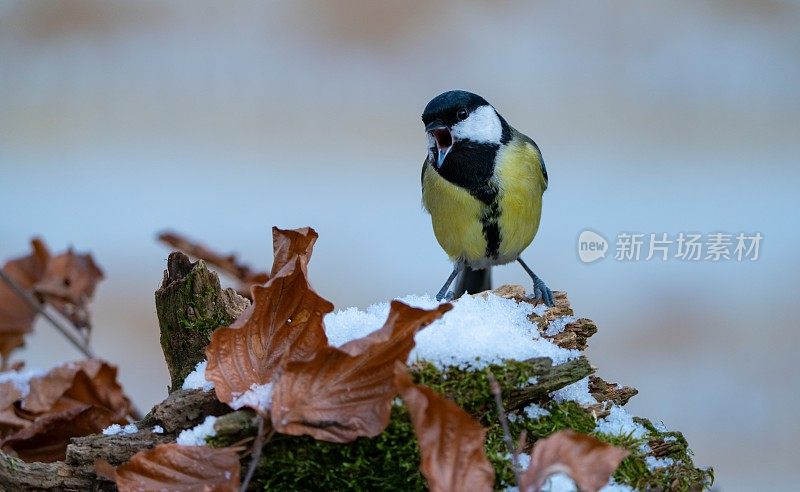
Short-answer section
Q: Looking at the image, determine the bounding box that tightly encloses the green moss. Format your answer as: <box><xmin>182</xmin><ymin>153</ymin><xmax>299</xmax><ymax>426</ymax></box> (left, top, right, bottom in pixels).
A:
<box><xmin>252</xmin><ymin>406</ymin><xmax>424</xmax><ymax>492</ymax></box>
<box><xmin>593</xmin><ymin>417</ymin><xmax>714</xmax><ymax>491</ymax></box>
<box><xmin>243</xmin><ymin>362</ymin><xmax>712</xmax><ymax>491</ymax></box>
<box><xmin>176</xmin><ymin>278</ymin><xmax>233</xmax><ymax>334</ymax></box>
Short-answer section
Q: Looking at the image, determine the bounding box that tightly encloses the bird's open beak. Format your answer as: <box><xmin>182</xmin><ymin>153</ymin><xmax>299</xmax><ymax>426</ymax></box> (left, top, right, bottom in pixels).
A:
<box><xmin>426</xmin><ymin>121</ymin><xmax>453</xmax><ymax>168</ymax></box>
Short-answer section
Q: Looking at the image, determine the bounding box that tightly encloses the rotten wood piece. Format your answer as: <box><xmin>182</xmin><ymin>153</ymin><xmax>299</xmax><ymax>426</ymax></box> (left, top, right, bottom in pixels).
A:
<box><xmin>155</xmin><ymin>252</ymin><xmax>249</xmax><ymax>392</ymax></box>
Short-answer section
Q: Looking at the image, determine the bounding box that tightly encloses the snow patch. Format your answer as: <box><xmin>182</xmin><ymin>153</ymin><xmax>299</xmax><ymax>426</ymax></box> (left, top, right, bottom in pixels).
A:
<box><xmin>601</xmin><ymin>479</ymin><xmax>636</xmax><ymax>492</ymax></box>
<box><xmin>152</xmin><ymin>425</ymin><xmax>164</xmax><ymax>434</ymax></box>
<box><xmin>544</xmin><ymin>315</ymin><xmax>577</xmax><ymax>337</ymax></box>
<box><xmin>541</xmin><ymin>472</ymin><xmax>577</xmax><ymax>491</ymax></box>
<box><xmin>177</xmin><ymin>416</ymin><xmax>217</xmax><ymax>446</ymax></box>
<box><xmin>523</xmin><ymin>403</ymin><xmax>550</xmax><ymax>420</ymax></box>
<box><xmin>0</xmin><ymin>368</ymin><xmax>46</xmax><ymax>398</ymax></box>
<box><xmin>595</xmin><ymin>406</ymin><xmax>648</xmax><ymax>439</ymax></box>
<box><xmin>230</xmin><ymin>383</ymin><xmax>273</xmax><ymax>412</ymax></box>
<box><xmin>102</xmin><ymin>423</ymin><xmax>138</xmax><ymax>436</ymax></box>
<box><xmin>551</xmin><ymin>377</ymin><xmax>597</xmax><ymax>405</ymax></box>
<box><xmin>645</xmin><ymin>456</ymin><xmax>675</xmax><ymax>471</ymax></box>
<box><xmin>324</xmin><ymin>293</ymin><xmax>579</xmax><ymax>370</ymax></box>
<box><xmin>181</xmin><ymin>360</ymin><xmax>214</xmax><ymax>391</ymax></box>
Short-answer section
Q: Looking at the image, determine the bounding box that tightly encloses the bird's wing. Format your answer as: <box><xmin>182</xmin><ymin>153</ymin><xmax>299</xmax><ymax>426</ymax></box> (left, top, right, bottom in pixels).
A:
<box><xmin>516</xmin><ymin>131</ymin><xmax>548</xmax><ymax>190</ymax></box>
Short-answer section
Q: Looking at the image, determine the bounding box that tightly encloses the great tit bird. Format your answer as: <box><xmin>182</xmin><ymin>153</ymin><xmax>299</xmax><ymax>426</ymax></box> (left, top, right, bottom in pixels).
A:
<box><xmin>421</xmin><ymin>90</ymin><xmax>554</xmax><ymax>306</ymax></box>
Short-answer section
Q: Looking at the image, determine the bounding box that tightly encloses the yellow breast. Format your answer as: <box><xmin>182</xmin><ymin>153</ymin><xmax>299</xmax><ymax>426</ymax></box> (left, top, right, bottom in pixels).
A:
<box><xmin>493</xmin><ymin>140</ymin><xmax>546</xmax><ymax>263</ymax></box>
<box><xmin>422</xmin><ymin>164</ymin><xmax>487</xmax><ymax>262</ymax></box>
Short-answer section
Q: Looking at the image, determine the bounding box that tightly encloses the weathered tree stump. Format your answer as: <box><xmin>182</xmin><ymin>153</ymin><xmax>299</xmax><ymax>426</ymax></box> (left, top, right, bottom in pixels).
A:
<box><xmin>154</xmin><ymin>252</ymin><xmax>249</xmax><ymax>392</ymax></box>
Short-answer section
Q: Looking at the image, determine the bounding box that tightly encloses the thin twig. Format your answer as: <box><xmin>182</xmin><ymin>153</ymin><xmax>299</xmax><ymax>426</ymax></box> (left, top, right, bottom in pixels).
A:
<box><xmin>0</xmin><ymin>269</ymin><xmax>94</xmax><ymax>359</ymax></box>
<box><xmin>240</xmin><ymin>415</ymin><xmax>272</xmax><ymax>491</ymax></box>
<box><xmin>487</xmin><ymin>370</ymin><xmax>523</xmax><ymax>487</ymax></box>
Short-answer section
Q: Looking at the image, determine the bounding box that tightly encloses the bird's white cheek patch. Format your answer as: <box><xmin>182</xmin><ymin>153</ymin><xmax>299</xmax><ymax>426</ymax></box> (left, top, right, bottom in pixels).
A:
<box><xmin>451</xmin><ymin>105</ymin><xmax>502</xmax><ymax>144</ymax></box>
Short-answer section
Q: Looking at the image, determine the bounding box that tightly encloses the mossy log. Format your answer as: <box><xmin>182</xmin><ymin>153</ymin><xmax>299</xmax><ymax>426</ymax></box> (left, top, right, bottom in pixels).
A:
<box><xmin>0</xmin><ymin>258</ymin><xmax>713</xmax><ymax>491</ymax></box>
<box><xmin>155</xmin><ymin>252</ymin><xmax>249</xmax><ymax>392</ymax></box>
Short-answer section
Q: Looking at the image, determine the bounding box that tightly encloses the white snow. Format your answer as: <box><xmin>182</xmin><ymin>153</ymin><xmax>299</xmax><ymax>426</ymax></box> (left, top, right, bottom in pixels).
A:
<box><xmin>550</xmin><ymin>377</ymin><xmax>597</xmax><ymax>405</ymax></box>
<box><xmin>176</xmin><ymin>415</ymin><xmax>217</xmax><ymax>446</ymax></box>
<box><xmin>645</xmin><ymin>456</ymin><xmax>675</xmax><ymax>471</ymax></box>
<box><xmin>663</xmin><ymin>435</ymin><xmax>678</xmax><ymax>443</ymax></box>
<box><xmin>0</xmin><ymin>368</ymin><xmax>46</xmax><ymax>398</ymax></box>
<box><xmin>544</xmin><ymin>316</ymin><xmax>577</xmax><ymax>337</ymax></box>
<box><xmin>541</xmin><ymin>473</ymin><xmax>577</xmax><ymax>491</ymax></box>
<box><xmin>230</xmin><ymin>382</ymin><xmax>274</xmax><ymax>412</ymax></box>
<box><xmin>523</xmin><ymin>403</ymin><xmax>550</xmax><ymax>420</ymax></box>
<box><xmin>595</xmin><ymin>406</ymin><xmax>648</xmax><ymax>439</ymax></box>
<box><xmin>601</xmin><ymin>479</ymin><xmax>636</xmax><ymax>492</ymax></box>
<box><xmin>324</xmin><ymin>293</ymin><xmax>579</xmax><ymax>370</ymax></box>
<box><xmin>152</xmin><ymin>425</ymin><xmax>164</xmax><ymax>434</ymax></box>
<box><xmin>181</xmin><ymin>360</ymin><xmax>215</xmax><ymax>391</ymax></box>
<box><xmin>102</xmin><ymin>423</ymin><xmax>138</xmax><ymax>435</ymax></box>
<box><xmin>102</xmin><ymin>424</ymin><xmax>122</xmax><ymax>436</ymax></box>
<box><xmin>653</xmin><ymin>420</ymin><xmax>669</xmax><ymax>432</ymax></box>
<box><xmin>505</xmin><ymin>451</ymin><xmax>532</xmax><ymax>472</ymax></box>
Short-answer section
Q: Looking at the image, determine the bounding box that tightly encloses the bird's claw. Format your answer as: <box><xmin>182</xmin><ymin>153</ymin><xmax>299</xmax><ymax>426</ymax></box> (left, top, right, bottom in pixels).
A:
<box><xmin>435</xmin><ymin>291</ymin><xmax>454</xmax><ymax>302</ymax></box>
<box><xmin>529</xmin><ymin>276</ymin><xmax>555</xmax><ymax>307</ymax></box>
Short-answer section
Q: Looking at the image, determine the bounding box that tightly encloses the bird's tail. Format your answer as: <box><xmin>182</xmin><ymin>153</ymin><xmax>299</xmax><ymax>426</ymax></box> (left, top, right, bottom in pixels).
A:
<box><xmin>453</xmin><ymin>266</ymin><xmax>492</xmax><ymax>298</ymax></box>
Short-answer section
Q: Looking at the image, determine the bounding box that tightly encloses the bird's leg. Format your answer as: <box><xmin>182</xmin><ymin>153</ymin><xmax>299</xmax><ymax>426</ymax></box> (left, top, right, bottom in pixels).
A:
<box><xmin>517</xmin><ymin>258</ymin><xmax>554</xmax><ymax>307</ymax></box>
<box><xmin>435</xmin><ymin>262</ymin><xmax>463</xmax><ymax>301</ymax></box>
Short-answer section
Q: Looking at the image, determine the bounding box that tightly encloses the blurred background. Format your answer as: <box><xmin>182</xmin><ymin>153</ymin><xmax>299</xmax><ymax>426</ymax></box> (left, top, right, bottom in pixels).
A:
<box><xmin>1</xmin><ymin>1</ymin><xmax>797</xmax><ymax>489</ymax></box>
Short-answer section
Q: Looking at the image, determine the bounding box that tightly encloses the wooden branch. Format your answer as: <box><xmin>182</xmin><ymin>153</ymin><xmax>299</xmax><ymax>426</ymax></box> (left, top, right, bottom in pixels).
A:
<box><xmin>155</xmin><ymin>253</ymin><xmax>249</xmax><ymax>392</ymax></box>
<box><xmin>145</xmin><ymin>388</ymin><xmax>231</xmax><ymax>433</ymax></box>
<box><xmin>505</xmin><ymin>356</ymin><xmax>594</xmax><ymax>411</ymax></box>
<box><xmin>589</xmin><ymin>376</ymin><xmax>638</xmax><ymax>406</ymax></box>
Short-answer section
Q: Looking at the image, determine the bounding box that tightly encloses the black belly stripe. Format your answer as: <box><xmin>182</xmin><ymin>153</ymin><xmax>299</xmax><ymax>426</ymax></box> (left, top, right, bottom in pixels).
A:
<box><xmin>481</xmin><ymin>200</ymin><xmax>501</xmax><ymax>259</ymax></box>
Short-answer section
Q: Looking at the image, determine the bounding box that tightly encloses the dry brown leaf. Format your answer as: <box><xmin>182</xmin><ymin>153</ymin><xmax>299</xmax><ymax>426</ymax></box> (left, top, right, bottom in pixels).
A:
<box><xmin>0</xmin><ymin>359</ymin><xmax>133</xmax><ymax>460</ymax></box>
<box><xmin>0</xmin><ymin>404</ymin><xmax>115</xmax><ymax>462</ymax></box>
<box><xmin>158</xmin><ymin>230</ymin><xmax>269</xmax><ymax>297</ymax></box>
<box><xmin>271</xmin><ymin>301</ymin><xmax>451</xmax><ymax>442</ymax></box>
<box><xmin>33</xmin><ymin>248</ymin><xmax>104</xmax><ymax>329</ymax></box>
<box><xmin>0</xmin><ymin>381</ymin><xmax>30</xmax><ymax>437</ymax></box>
<box><xmin>22</xmin><ymin>359</ymin><xmax>131</xmax><ymax>421</ymax></box>
<box><xmin>205</xmin><ymin>227</ymin><xmax>332</xmax><ymax>408</ymax></box>
<box><xmin>394</xmin><ymin>362</ymin><xmax>495</xmax><ymax>492</ymax></box>
<box><xmin>269</xmin><ymin>226</ymin><xmax>317</xmax><ymax>276</ymax></box>
<box><xmin>518</xmin><ymin>429</ymin><xmax>630</xmax><ymax>492</ymax></box>
<box><xmin>0</xmin><ymin>238</ymin><xmax>50</xmax><ymax>365</ymax></box>
<box><xmin>114</xmin><ymin>443</ymin><xmax>241</xmax><ymax>492</ymax></box>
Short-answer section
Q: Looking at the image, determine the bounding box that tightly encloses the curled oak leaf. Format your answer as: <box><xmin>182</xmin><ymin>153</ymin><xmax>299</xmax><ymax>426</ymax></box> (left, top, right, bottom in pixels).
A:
<box><xmin>270</xmin><ymin>226</ymin><xmax>318</xmax><ymax>276</ymax></box>
<box><xmin>271</xmin><ymin>301</ymin><xmax>451</xmax><ymax>442</ymax></box>
<box><xmin>33</xmin><ymin>248</ymin><xmax>104</xmax><ymax>329</ymax></box>
<box><xmin>518</xmin><ymin>429</ymin><xmax>630</xmax><ymax>492</ymax></box>
<box><xmin>206</xmin><ymin>240</ymin><xmax>332</xmax><ymax>409</ymax></box>
<box><xmin>22</xmin><ymin>359</ymin><xmax>132</xmax><ymax>421</ymax></box>
<box><xmin>158</xmin><ymin>231</ymin><xmax>268</xmax><ymax>297</ymax></box>
<box><xmin>0</xmin><ymin>404</ymin><xmax>115</xmax><ymax>462</ymax></box>
<box><xmin>394</xmin><ymin>362</ymin><xmax>495</xmax><ymax>492</ymax></box>
<box><xmin>114</xmin><ymin>443</ymin><xmax>241</xmax><ymax>492</ymax></box>
<box><xmin>0</xmin><ymin>238</ymin><xmax>50</xmax><ymax>365</ymax></box>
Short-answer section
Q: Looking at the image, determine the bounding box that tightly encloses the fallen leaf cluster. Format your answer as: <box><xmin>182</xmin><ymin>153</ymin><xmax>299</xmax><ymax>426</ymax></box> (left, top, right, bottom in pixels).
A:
<box><xmin>0</xmin><ymin>359</ymin><xmax>132</xmax><ymax>462</ymax></box>
<box><xmin>0</xmin><ymin>238</ymin><xmax>103</xmax><ymax>366</ymax></box>
<box><xmin>109</xmin><ymin>226</ymin><xmax>631</xmax><ymax>491</ymax></box>
<box><xmin>0</xmin><ymin>228</ymin><xmax>632</xmax><ymax>491</ymax></box>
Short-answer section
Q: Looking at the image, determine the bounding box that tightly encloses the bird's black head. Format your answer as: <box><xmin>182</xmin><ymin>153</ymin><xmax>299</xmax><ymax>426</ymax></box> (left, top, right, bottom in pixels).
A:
<box><xmin>422</xmin><ymin>90</ymin><xmax>490</xmax><ymax>128</ymax></box>
<box><xmin>421</xmin><ymin>90</ymin><xmax>509</xmax><ymax>169</ymax></box>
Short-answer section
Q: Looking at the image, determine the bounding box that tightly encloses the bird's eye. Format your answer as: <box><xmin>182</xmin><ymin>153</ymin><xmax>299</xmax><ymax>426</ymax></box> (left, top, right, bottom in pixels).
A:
<box><xmin>456</xmin><ymin>108</ymin><xmax>468</xmax><ymax>121</ymax></box>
